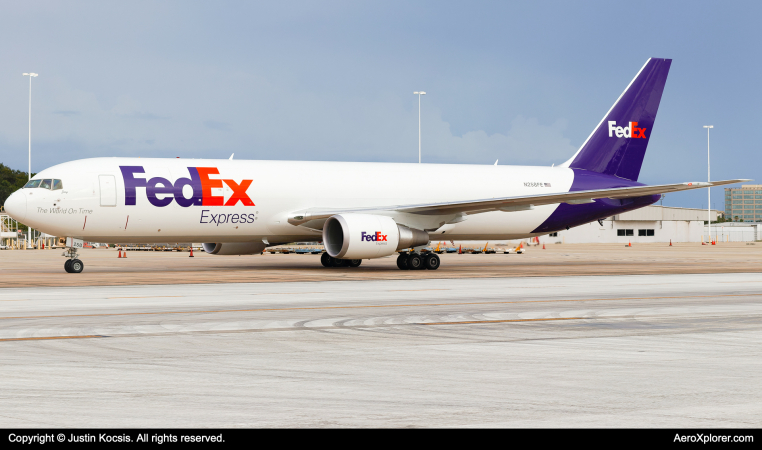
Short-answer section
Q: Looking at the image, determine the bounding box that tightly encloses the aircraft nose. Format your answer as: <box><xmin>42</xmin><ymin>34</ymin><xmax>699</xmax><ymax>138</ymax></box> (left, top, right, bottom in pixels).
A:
<box><xmin>4</xmin><ymin>190</ymin><xmax>27</xmax><ymax>222</ymax></box>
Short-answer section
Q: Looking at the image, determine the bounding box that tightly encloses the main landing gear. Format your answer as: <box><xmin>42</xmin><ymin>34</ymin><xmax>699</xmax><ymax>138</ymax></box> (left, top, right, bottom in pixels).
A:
<box><xmin>320</xmin><ymin>252</ymin><xmax>362</xmax><ymax>268</ymax></box>
<box><xmin>397</xmin><ymin>252</ymin><xmax>440</xmax><ymax>270</ymax></box>
<box><xmin>62</xmin><ymin>247</ymin><xmax>84</xmax><ymax>273</ymax></box>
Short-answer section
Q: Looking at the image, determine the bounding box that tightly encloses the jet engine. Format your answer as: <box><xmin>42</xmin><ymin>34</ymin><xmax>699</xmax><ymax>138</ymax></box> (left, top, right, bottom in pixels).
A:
<box><xmin>323</xmin><ymin>213</ymin><xmax>429</xmax><ymax>259</ymax></box>
<box><xmin>202</xmin><ymin>242</ymin><xmax>267</xmax><ymax>255</ymax></box>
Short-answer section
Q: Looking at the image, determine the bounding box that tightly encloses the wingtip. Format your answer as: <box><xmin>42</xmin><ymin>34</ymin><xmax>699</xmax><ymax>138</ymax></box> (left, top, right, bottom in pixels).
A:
<box><xmin>708</xmin><ymin>179</ymin><xmax>752</xmax><ymax>186</ymax></box>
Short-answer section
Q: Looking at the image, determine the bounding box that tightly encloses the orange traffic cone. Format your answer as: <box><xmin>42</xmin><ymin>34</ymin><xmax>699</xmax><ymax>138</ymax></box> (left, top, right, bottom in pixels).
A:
<box><xmin>118</xmin><ymin>249</ymin><xmax>122</xmax><ymax>258</ymax></box>
<box><xmin>458</xmin><ymin>245</ymin><xmax>462</xmax><ymax>254</ymax></box>
<box><xmin>189</xmin><ymin>247</ymin><xmax>194</xmax><ymax>257</ymax></box>
<box><xmin>669</xmin><ymin>239</ymin><xmax>672</xmax><ymax>246</ymax></box>
<box><xmin>628</xmin><ymin>241</ymin><xmax>632</xmax><ymax>247</ymax></box>
<box><xmin>123</xmin><ymin>248</ymin><xmax>127</xmax><ymax>258</ymax></box>
<box><xmin>542</xmin><ymin>244</ymin><xmax>546</xmax><ymax>249</ymax></box>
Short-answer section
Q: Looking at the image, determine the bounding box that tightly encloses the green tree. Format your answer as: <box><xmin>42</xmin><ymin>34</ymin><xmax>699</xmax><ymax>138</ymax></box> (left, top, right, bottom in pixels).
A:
<box><xmin>0</xmin><ymin>164</ymin><xmax>33</xmax><ymax>209</ymax></box>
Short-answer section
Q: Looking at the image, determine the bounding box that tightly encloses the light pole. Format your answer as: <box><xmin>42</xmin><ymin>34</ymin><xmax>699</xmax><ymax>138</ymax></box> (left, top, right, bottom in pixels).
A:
<box><xmin>414</xmin><ymin>91</ymin><xmax>426</xmax><ymax>163</ymax></box>
<box><xmin>23</xmin><ymin>73</ymin><xmax>38</xmax><ymax>248</ymax></box>
<box><xmin>704</xmin><ymin>125</ymin><xmax>713</xmax><ymax>243</ymax></box>
<box><xmin>23</xmin><ymin>73</ymin><xmax>38</xmax><ymax>180</ymax></box>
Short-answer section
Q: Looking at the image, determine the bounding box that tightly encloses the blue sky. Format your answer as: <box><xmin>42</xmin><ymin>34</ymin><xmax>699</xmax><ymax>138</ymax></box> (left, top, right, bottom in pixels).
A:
<box><xmin>1</xmin><ymin>1</ymin><xmax>760</xmax><ymax>209</ymax></box>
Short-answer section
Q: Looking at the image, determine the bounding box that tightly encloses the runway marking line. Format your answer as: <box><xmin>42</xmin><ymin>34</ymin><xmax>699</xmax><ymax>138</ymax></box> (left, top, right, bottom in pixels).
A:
<box><xmin>420</xmin><ymin>317</ymin><xmax>582</xmax><ymax>326</ymax></box>
<box><xmin>0</xmin><ymin>292</ymin><xmax>760</xmax><ymax>321</ymax></box>
<box><xmin>0</xmin><ymin>318</ymin><xmax>587</xmax><ymax>341</ymax></box>
<box><xmin>389</xmin><ymin>289</ymin><xmax>451</xmax><ymax>292</ymax></box>
<box><xmin>251</xmin><ymin>292</ymin><xmax>326</xmax><ymax>295</ymax></box>
<box><xmin>0</xmin><ymin>335</ymin><xmax>106</xmax><ymax>342</ymax></box>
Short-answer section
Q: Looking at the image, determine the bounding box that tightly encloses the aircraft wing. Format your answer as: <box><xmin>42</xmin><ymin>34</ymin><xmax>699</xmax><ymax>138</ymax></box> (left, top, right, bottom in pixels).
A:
<box><xmin>395</xmin><ymin>179</ymin><xmax>749</xmax><ymax>215</ymax></box>
<box><xmin>288</xmin><ymin>179</ymin><xmax>749</xmax><ymax>225</ymax></box>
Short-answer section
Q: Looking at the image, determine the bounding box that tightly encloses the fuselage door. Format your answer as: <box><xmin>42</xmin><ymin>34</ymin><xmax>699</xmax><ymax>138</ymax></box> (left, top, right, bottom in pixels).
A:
<box><xmin>99</xmin><ymin>175</ymin><xmax>117</xmax><ymax>207</ymax></box>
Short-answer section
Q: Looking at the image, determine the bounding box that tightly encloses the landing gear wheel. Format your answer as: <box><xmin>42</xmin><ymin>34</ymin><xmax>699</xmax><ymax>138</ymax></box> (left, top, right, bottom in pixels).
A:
<box><xmin>397</xmin><ymin>253</ymin><xmax>409</xmax><ymax>270</ymax></box>
<box><xmin>320</xmin><ymin>252</ymin><xmax>332</xmax><ymax>267</ymax></box>
<box><xmin>69</xmin><ymin>259</ymin><xmax>84</xmax><ymax>273</ymax></box>
<box><xmin>347</xmin><ymin>259</ymin><xmax>362</xmax><ymax>267</ymax></box>
<box><xmin>331</xmin><ymin>257</ymin><xmax>348</xmax><ymax>267</ymax></box>
<box><xmin>424</xmin><ymin>253</ymin><xmax>440</xmax><ymax>270</ymax></box>
<box><xmin>64</xmin><ymin>259</ymin><xmax>73</xmax><ymax>273</ymax></box>
<box><xmin>407</xmin><ymin>253</ymin><xmax>424</xmax><ymax>270</ymax></box>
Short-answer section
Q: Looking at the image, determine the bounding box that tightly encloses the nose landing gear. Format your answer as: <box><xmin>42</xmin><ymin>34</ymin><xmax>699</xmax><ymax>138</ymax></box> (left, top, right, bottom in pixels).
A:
<box><xmin>62</xmin><ymin>247</ymin><xmax>84</xmax><ymax>273</ymax></box>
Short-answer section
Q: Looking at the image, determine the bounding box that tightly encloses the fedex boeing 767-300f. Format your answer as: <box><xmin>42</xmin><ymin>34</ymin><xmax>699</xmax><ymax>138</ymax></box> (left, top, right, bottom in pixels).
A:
<box><xmin>2</xmin><ymin>58</ymin><xmax>748</xmax><ymax>273</ymax></box>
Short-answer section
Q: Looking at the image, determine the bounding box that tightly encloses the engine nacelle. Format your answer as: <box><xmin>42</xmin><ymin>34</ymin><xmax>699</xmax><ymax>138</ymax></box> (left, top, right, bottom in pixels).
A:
<box><xmin>202</xmin><ymin>242</ymin><xmax>267</xmax><ymax>255</ymax></box>
<box><xmin>323</xmin><ymin>214</ymin><xmax>429</xmax><ymax>259</ymax></box>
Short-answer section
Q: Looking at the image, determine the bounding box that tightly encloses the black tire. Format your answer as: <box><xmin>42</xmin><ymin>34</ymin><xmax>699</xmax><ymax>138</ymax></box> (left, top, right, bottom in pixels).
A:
<box><xmin>331</xmin><ymin>257</ymin><xmax>348</xmax><ymax>267</ymax></box>
<box><xmin>320</xmin><ymin>252</ymin><xmax>332</xmax><ymax>267</ymax></box>
<box><xmin>347</xmin><ymin>259</ymin><xmax>362</xmax><ymax>267</ymax></box>
<box><xmin>424</xmin><ymin>253</ymin><xmax>440</xmax><ymax>270</ymax></box>
<box><xmin>64</xmin><ymin>259</ymin><xmax>73</xmax><ymax>273</ymax></box>
<box><xmin>396</xmin><ymin>253</ymin><xmax>409</xmax><ymax>270</ymax></box>
<box><xmin>407</xmin><ymin>253</ymin><xmax>424</xmax><ymax>270</ymax></box>
<box><xmin>70</xmin><ymin>259</ymin><xmax>84</xmax><ymax>273</ymax></box>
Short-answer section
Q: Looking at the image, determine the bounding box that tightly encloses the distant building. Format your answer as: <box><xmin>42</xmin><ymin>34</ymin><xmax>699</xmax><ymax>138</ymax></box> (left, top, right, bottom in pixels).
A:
<box><xmin>545</xmin><ymin>205</ymin><xmax>725</xmax><ymax>244</ymax></box>
<box><xmin>725</xmin><ymin>184</ymin><xmax>762</xmax><ymax>222</ymax></box>
<box><xmin>709</xmin><ymin>222</ymin><xmax>762</xmax><ymax>242</ymax></box>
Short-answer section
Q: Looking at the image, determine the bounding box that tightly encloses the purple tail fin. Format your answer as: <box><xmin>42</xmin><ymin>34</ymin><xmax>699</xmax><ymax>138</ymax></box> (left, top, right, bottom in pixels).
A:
<box><xmin>561</xmin><ymin>58</ymin><xmax>671</xmax><ymax>181</ymax></box>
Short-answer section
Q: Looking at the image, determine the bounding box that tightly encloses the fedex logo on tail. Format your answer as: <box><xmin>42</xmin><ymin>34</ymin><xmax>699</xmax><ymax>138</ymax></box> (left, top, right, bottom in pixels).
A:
<box><xmin>120</xmin><ymin>166</ymin><xmax>254</xmax><ymax>207</ymax></box>
<box><xmin>608</xmin><ymin>121</ymin><xmax>647</xmax><ymax>139</ymax></box>
<box><xmin>361</xmin><ymin>231</ymin><xmax>388</xmax><ymax>242</ymax></box>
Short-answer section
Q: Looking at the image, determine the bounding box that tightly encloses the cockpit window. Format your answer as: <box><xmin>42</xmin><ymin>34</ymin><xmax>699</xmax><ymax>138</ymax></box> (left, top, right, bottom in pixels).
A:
<box><xmin>23</xmin><ymin>178</ymin><xmax>63</xmax><ymax>189</ymax></box>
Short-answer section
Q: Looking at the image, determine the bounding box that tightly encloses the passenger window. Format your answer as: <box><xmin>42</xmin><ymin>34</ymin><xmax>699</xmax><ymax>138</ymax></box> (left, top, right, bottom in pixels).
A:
<box><xmin>52</xmin><ymin>179</ymin><xmax>63</xmax><ymax>190</ymax></box>
<box><xmin>40</xmin><ymin>179</ymin><xmax>52</xmax><ymax>189</ymax></box>
<box><xmin>24</xmin><ymin>180</ymin><xmax>41</xmax><ymax>188</ymax></box>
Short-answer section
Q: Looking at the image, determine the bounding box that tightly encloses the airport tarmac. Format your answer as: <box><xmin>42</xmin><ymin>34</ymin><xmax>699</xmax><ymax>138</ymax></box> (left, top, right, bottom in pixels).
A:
<box><xmin>1</xmin><ymin>242</ymin><xmax>762</xmax><ymax>287</ymax></box>
<box><xmin>1</xmin><ymin>270</ymin><xmax>761</xmax><ymax>427</ymax></box>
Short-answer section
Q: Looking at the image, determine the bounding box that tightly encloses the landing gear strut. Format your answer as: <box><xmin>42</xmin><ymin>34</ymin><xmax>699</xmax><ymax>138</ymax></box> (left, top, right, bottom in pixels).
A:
<box><xmin>320</xmin><ymin>252</ymin><xmax>362</xmax><ymax>268</ymax></box>
<box><xmin>62</xmin><ymin>247</ymin><xmax>84</xmax><ymax>273</ymax></box>
<box><xmin>397</xmin><ymin>252</ymin><xmax>440</xmax><ymax>270</ymax></box>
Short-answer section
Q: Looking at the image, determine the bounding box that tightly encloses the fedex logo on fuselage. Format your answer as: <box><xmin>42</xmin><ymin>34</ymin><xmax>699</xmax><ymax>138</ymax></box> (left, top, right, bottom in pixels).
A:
<box><xmin>361</xmin><ymin>231</ymin><xmax>388</xmax><ymax>242</ymax></box>
<box><xmin>119</xmin><ymin>166</ymin><xmax>254</xmax><ymax>207</ymax></box>
<box><xmin>607</xmin><ymin>121</ymin><xmax>647</xmax><ymax>139</ymax></box>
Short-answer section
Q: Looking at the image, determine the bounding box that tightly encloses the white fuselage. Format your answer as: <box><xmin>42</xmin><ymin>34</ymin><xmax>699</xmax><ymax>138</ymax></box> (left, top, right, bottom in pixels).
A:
<box><xmin>10</xmin><ymin>157</ymin><xmax>574</xmax><ymax>244</ymax></box>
